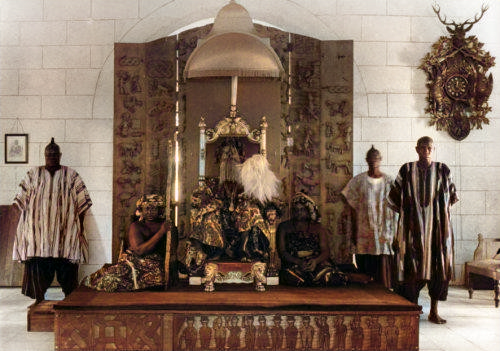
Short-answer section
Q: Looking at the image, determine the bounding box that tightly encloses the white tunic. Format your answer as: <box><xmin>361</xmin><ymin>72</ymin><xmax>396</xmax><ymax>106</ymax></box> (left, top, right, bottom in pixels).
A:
<box><xmin>341</xmin><ymin>172</ymin><xmax>397</xmax><ymax>255</ymax></box>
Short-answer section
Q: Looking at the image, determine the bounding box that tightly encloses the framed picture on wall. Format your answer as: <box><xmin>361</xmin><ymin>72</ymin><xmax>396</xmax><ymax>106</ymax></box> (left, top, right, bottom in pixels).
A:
<box><xmin>5</xmin><ymin>133</ymin><xmax>29</xmax><ymax>164</ymax></box>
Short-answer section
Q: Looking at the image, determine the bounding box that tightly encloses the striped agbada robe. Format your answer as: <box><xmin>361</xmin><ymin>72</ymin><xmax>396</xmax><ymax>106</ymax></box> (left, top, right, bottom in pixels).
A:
<box><xmin>13</xmin><ymin>166</ymin><xmax>92</xmax><ymax>263</ymax></box>
<box><xmin>387</xmin><ymin>161</ymin><xmax>458</xmax><ymax>284</ymax></box>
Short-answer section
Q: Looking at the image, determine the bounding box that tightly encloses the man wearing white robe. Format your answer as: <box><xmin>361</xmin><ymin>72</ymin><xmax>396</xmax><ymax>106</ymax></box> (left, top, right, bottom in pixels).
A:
<box><xmin>13</xmin><ymin>138</ymin><xmax>92</xmax><ymax>302</ymax></box>
<box><xmin>342</xmin><ymin>146</ymin><xmax>397</xmax><ymax>288</ymax></box>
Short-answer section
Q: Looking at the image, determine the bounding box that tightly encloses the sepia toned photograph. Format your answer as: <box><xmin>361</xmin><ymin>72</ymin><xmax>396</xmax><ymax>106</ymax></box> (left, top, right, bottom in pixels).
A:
<box><xmin>5</xmin><ymin>133</ymin><xmax>28</xmax><ymax>164</ymax></box>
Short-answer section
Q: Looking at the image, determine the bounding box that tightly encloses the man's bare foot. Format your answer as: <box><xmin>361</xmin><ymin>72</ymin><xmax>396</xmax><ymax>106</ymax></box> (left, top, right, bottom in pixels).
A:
<box><xmin>428</xmin><ymin>313</ymin><xmax>446</xmax><ymax>324</ymax></box>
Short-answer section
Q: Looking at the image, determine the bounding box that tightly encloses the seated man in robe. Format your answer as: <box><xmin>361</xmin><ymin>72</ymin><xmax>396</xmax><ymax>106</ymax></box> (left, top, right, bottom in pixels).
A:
<box><xmin>82</xmin><ymin>194</ymin><xmax>173</xmax><ymax>292</ymax></box>
<box><xmin>232</xmin><ymin>194</ymin><xmax>270</xmax><ymax>263</ymax></box>
<box><xmin>278</xmin><ymin>192</ymin><xmax>347</xmax><ymax>287</ymax></box>
<box><xmin>186</xmin><ymin>184</ymin><xmax>225</xmax><ymax>262</ymax></box>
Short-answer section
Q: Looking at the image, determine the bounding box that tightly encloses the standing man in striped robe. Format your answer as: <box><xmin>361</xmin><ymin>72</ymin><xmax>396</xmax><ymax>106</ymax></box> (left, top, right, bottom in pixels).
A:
<box><xmin>388</xmin><ymin>136</ymin><xmax>458</xmax><ymax>324</ymax></box>
<box><xmin>13</xmin><ymin>138</ymin><xmax>92</xmax><ymax>303</ymax></box>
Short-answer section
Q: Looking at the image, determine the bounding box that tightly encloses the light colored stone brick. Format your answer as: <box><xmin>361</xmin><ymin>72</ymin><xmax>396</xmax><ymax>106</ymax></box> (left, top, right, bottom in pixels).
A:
<box><xmin>66</xmin><ymin>69</ymin><xmax>101</xmax><ymax>95</ymax></box>
<box><xmin>77</xmin><ymin>166</ymin><xmax>112</xmax><ymax>192</ymax></box>
<box><xmin>0</xmin><ymin>0</ymin><xmax>43</xmax><ymax>21</ymax></box>
<box><xmin>68</xmin><ymin>20</ymin><xmax>115</xmax><ymax>45</ymax></box>
<box><xmin>91</xmin><ymin>45</ymin><xmax>114</xmax><ymax>68</ymax></box>
<box><xmin>461</xmin><ymin>166</ymin><xmax>500</xmax><ymax>191</ymax></box>
<box><xmin>459</xmin><ymin>142</ymin><xmax>485</xmax><ymax>166</ymax></box>
<box><xmin>0</xmin><ymin>47</ymin><xmax>42</xmax><ymax>69</ymax></box>
<box><xmin>43</xmin><ymin>46</ymin><xmax>90</xmax><ymax>69</ymax></box>
<box><xmin>411</xmin><ymin>16</ymin><xmax>444</xmax><ymax>43</ymax></box>
<box><xmin>42</xmin><ymin>96</ymin><xmax>93</xmax><ymax>118</ymax></box>
<box><xmin>88</xmin><ymin>239</ymin><xmax>112</xmax><ymax>264</ymax></box>
<box><xmin>44</xmin><ymin>0</ymin><xmax>91</xmax><ymax>20</ymax></box>
<box><xmin>337</xmin><ymin>0</ymin><xmax>386</xmax><ymax>15</ymax></box>
<box><xmin>19</xmin><ymin>21</ymin><xmax>66</xmax><ymax>45</ymax></box>
<box><xmin>388</xmin><ymin>93</ymin><xmax>426</xmax><ymax>118</ymax></box>
<box><xmin>65</xmin><ymin>119</ymin><xmax>112</xmax><ymax>142</ymax></box>
<box><xmin>387</xmin><ymin>42</ymin><xmax>430</xmax><ymax>67</ymax></box>
<box><xmin>92</xmin><ymin>0</ymin><xmax>139</xmax><ymax>20</ymax></box>
<box><xmin>358</xmin><ymin>66</ymin><xmax>412</xmax><ymax>93</ymax></box>
<box><xmin>460</xmin><ymin>191</ymin><xmax>486</xmax><ymax>215</ymax></box>
<box><xmin>0</xmin><ymin>96</ymin><xmax>41</xmax><ymax>116</ymax></box>
<box><xmin>19</xmin><ymin>69</ymin><xmax>65</xmax><ymax>95</ymax></box>
<box><xmin>486</xmin><ymin>191</ymin><xmax>500</xmax><ymax>215</ymax></box>
<box><xmin>362</xmin><ymin>16</ymin><xmax>410</xmax><ymax>42</ymax></box>
<box><xmin>0</xmin><ymin>70</ymin><xmax>18</xmax><ymax>95</ymax></box>
<box><xmin>90</xmin><ymin>143</ymin><xmax>113</xmax><ymax>167</ymax></box>
<box><xmin>362</xmin><ymin>117</ymin><xmax>412</xmax><ymax>141</ymax></box>
<box><xmin>0</xmin><ymin>22</ymin><xmax>20</xmax><ymax>45</ymax></box>
<box><xmin>354</xmin><ymin>42</ymin><xmax>386</xmax><ymax>66</ymax></box>
<box><xmin>58</xmin><ymin>142</ymin><xmax>90</xmax><ymax>167</ymax></box>
<box><xmin>367</xmin><ymin>94</ymin><xmax>387</xmax><ymax>117</ymax></box>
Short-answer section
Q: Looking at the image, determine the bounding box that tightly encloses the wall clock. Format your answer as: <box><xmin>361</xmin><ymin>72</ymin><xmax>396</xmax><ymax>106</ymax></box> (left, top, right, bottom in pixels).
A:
<box><xmin>419</xmin><ymin>5</ymin><xmax>495</xmax><ymax>140</ymax></box>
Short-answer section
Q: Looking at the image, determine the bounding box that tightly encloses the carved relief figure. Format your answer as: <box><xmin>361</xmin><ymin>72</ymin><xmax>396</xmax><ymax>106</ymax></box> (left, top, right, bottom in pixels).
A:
<box><xmin>350</xmin><ymin>315</ymin><xmax>364</xmax><ymax>350</ymax></box>
<box><xmin>333</xmin><ymin>316</ymin><xmax>347</xmax><ymax>351</ymax></box>
<box><xmin>243</xmin><ymin>315</ymin><xmax>256</xmax><ymax>350</ymax></box>
<box><xmin>199</xmin><ymin>316</ymin><xmax>212</xmax><ymax>350</ymax></box>
<box><xmin>299</xmin><ymin>316</ymin><xmax>314</xmax><ymax>351</ymax></box>
<box><xmin>385</xmin><ymin>315</ymin><xmax>399</xmax><ymax>351</ymax></box>
<box><xmin>213</xmin><ymin>316</ymin><xmax>226</xmax><ymax>351</ymax></box>
<box><xmin>315</xmin><ymin>315</ymin><xmax>331</xmax><ymax>351</ymax></box>
<box><xmin>270</xmin><ymin>314</ymin><xmax>284</xmax><ymax>351</ymax></box>
<box><xmin>367</xmin><ymin>316</ymin><xmax>382</xmax><ymax>350</ymax></box>
<box><xmin>285</xmin><ymin>316</ymin><xmax>298</xmax><ymax>350</ymax></box>
<box><xmin>178</xmin><ymin>316</ymin><xmax>197</xmax><ymax>351</ymax></box>
<box><xmin>256</xmin><ymin>316</ymin><xmax>270</xmax><ymax>349</ymax></box>
<box><xmin>227</xmin><ymin>316</ymin><xmax>242</xmax><ymax>349</ymax></box>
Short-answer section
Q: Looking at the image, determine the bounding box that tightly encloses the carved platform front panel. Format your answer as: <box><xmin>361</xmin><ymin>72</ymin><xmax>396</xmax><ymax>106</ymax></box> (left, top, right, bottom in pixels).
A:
<box><xmin>56</xmin><ymin>311</ymin><xmax>418</xmax><ymax>351</ymax></box>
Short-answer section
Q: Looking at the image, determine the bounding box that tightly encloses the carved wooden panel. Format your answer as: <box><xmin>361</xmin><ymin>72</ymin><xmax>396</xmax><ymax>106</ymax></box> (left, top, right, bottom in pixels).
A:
<box><xmin>56</xmin><ymin>312</ymin><xmax>163</xmax><ymax>351</ymax></box>
<box><xmin>113</xmin><ymin>38</ymin><xmax>177</xmax><ymax>261</ymax></box>
<box><xmin>56</xmin><ymin>311</ymin><xmax>418</xmax><ymax>351</ymax></box>
<box><xmin>284</xmin><ymin>36</ymin><xmax>354</xmax><ymax>264</ymax></box>
<box><xmin>320</xmin><ymin>41</ymin><xmax>354</xmax><ymax>265</ymax></box>
<box><xmin>113</xmin><ymin>32</ymin><xmax>353</xmax><ymax>266</ymax></box>
<box><xmin>173</xmin><ymin>313</ymin><xmax>418</xmax><ymax>351</ymax></box>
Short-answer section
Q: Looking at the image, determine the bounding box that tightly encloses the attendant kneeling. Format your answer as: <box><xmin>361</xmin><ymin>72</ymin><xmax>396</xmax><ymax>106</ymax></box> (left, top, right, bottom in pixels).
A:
<box><xmin>82</xmin><ymin>194</ymin><xmax>173</xmax><ymax>292</ymax></box>
<box><xmin>278</xmin><ymin>192</ymin><xmax>347</xmax><ymax>287</ymax></box>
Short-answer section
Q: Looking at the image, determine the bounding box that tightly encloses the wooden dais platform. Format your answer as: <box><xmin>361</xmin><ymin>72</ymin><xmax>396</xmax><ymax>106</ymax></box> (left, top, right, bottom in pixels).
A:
<box><xmin>28</xmin><ymin>300</ymin><xmax>57</xmax><ymax>332</ymax></box>
<box><xmin>54</xmin><ymin>283</ymin><xmax>421</xmax><ymax>351</ymax></box>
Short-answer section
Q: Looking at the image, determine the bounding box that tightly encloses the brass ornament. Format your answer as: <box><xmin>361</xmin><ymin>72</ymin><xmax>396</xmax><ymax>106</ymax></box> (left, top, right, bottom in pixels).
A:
<box><xmin>419</xmin><ymin>5</ymin><xmax>495</xmax><ymax>140</ymax></box>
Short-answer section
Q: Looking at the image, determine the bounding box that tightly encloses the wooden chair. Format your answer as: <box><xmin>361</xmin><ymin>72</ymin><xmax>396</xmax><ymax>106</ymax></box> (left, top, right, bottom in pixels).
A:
<box><xmin>465</xmin><ymin>234</ymin><xmax>500</xmax><ymax>307</ymax></box>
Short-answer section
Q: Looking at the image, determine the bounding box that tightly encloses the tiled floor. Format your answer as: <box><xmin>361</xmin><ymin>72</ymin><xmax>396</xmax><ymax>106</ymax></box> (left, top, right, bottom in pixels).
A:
<box><xmin>0</xmin><ymin>286</ymin><xmax>498</xmax><ymax>350</ymax></box>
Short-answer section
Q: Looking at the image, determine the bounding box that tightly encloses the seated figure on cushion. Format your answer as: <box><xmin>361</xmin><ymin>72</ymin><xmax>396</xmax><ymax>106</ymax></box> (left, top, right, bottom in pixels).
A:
<box><xmin>82</xmin><ymin>194</ymin><xmax>174</xmax><ymax>292</ymax></box>
<box><xmin>184</xmin><ymin>154</ymin><xmax>281</xmax><ymax>292</ymax></box>
<box><xmin>278</xmin><ymin>192</ymin><xmax>347</xmax><ymax>287</ymax></box>
<box><xmin>186</xmin><ymin>184</ymin><xmax>225</xmax><ymax>266</ymax></box>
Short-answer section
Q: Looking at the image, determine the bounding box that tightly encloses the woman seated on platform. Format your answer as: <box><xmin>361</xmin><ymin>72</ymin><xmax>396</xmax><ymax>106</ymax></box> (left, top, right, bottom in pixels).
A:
<box><xmin>82</xmin><ymin>194</ymin><xmax>172</xmax><ymax>292</ymax></box>
<box><xmin>278</xmin><ymin>192</ymin><xmax>347</xmax><ymax>287</ymax></box>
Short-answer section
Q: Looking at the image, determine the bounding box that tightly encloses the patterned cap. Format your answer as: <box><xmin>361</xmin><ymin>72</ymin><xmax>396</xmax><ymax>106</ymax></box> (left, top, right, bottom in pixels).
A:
<box><xmin>135</xmin><ymin>194</ymin><xmax>166</xmax><ymax>220</ymax></box>
<box><xmin>291</xmin><ymin>192</ymin><xmax>320</xmax><ymax>222</ymax></box>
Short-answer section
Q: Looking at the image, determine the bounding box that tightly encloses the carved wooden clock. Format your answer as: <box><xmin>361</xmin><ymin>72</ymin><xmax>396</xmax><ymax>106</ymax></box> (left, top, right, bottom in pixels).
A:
<box><xmin>419</xmin><ymin>5</ymin><xmax>495</xmax><ymax>140</ymax></box>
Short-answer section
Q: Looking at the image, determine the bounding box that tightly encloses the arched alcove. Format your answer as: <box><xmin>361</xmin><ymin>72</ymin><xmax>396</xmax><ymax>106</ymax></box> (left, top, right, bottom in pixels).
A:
<box><xmin>111</xmin><ymin>2</ymin><xmax>354</xmax><ymax>266</ymax></box>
